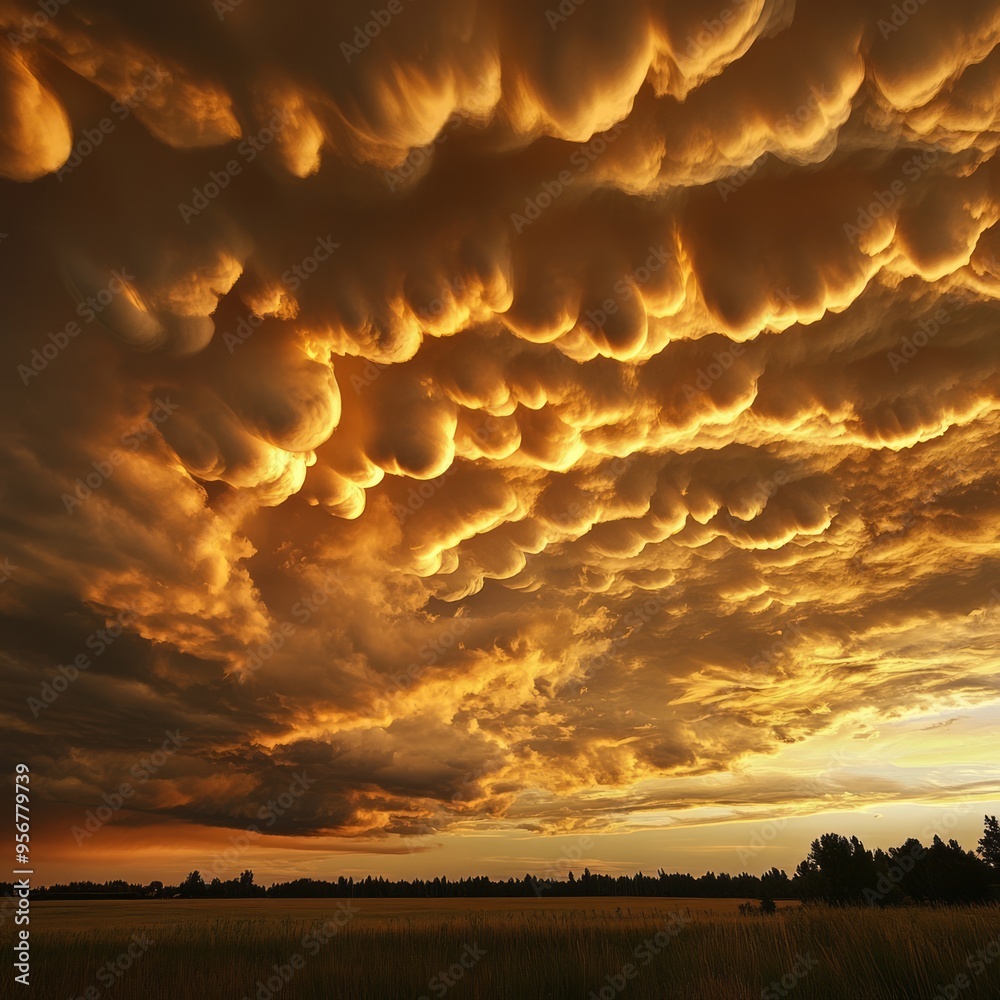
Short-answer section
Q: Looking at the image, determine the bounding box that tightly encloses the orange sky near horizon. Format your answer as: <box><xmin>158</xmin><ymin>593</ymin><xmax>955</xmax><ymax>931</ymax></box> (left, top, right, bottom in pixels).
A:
<box><xmin>1</xmin><ymin>0</ymin><xmax>1000</xmax><ymax>886</ymax></box>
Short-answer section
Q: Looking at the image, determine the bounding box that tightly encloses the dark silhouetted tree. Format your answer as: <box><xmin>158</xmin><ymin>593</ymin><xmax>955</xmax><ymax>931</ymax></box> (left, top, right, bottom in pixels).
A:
<box><xmin>978</xmin><ymin>815</ymin><xmax>1000</xmax><ymax>870</ymax></box>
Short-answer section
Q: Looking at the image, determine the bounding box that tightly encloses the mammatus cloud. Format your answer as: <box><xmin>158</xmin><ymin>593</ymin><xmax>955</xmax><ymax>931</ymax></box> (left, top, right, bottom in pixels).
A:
<box><xmin>0</xmin><ymin>0</ymin><xmax>999</xmax><ymax>866</ymax></box>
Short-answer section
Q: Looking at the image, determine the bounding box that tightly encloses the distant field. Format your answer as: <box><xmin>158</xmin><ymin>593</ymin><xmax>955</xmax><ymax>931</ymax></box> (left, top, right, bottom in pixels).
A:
<box><xmin>30</xmin><ymin>898</ymin><xmax>1000</xmax><ymax>999</ymax></box>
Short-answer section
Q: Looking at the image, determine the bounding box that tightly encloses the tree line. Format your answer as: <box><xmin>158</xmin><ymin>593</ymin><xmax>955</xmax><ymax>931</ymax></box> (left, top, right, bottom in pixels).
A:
<box><xmin>14</xmin><ymin>816</ymin><xmax>1000</xmax><ymax>906</ymax></box>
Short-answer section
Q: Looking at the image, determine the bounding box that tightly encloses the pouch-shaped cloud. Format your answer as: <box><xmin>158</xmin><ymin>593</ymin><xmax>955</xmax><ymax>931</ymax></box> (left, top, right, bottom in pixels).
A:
<box><xmin>1</xmin><ymin>0</ymin><xmax>999</xmax><ymax>856</ymax></box>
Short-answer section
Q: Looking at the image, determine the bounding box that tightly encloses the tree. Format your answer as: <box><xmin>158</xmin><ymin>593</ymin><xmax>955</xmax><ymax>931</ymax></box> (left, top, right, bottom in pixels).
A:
<box><xmin>978</xmin><ymin>815</ymin><xmax>1000</xmax><ymax>870</ymax></box>
<box><xmin>180</xmin><ymin>870</ymin><xmax>205</xmax><ymax>897</ymax></box>
<box><xmin>797</xmin><ymin>833</ymin><xmax>875</xmax><ymax>904</ymax></box>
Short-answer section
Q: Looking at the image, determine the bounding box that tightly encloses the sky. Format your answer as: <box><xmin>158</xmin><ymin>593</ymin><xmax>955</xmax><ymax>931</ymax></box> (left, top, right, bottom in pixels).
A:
<box><xmin>1</xmin><ymin>0</ymin><xmax>1000</xmax><ymax>887</ymax></box>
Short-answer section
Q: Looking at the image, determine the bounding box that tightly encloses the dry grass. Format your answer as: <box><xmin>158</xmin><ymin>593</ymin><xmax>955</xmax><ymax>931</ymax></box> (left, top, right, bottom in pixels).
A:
<box><xmin>32</xmin><ymin>898</ymin><xmax>1000</xmax><ymax>999</ymax></box>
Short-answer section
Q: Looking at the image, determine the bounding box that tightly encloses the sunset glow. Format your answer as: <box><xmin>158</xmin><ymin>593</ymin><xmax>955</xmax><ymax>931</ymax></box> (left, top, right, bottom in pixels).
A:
<box><xmin>2</xmin><ymin>0</ymin><xmax>999</xmax><ymax>889</ymax></box>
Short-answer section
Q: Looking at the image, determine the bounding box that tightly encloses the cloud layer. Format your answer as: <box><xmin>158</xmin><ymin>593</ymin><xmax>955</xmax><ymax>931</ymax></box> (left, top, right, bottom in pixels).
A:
<box><xmin>1</xmin><ymin>0</ymin><xmax>999</xmax><ymax>866</ymax></box>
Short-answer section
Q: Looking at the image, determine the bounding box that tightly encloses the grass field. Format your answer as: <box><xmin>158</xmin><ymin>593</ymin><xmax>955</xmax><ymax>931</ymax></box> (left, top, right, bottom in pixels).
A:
<box><xmin>29</xmin><ymin>897</ymin><xmax>1000</xmax><ymax>999</ymax></box>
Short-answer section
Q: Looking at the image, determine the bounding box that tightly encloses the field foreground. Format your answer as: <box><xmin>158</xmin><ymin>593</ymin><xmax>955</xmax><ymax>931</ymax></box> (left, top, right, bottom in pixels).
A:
<box><xmin>30</xmin><ymin>897</ymin><xmax>1000</xmax><ymax>999</ymax></box>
